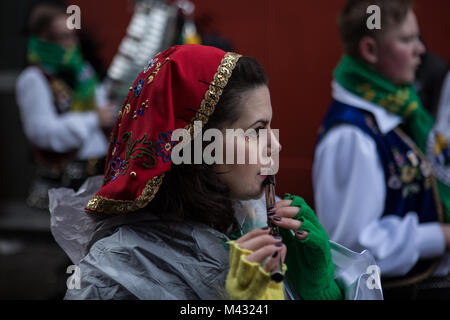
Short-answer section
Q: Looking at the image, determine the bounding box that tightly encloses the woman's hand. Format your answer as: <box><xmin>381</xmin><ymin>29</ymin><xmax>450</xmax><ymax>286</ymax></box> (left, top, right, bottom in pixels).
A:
<box><xmin>235</xmin><ymin>228</ymin><xmax>287</xmax><ymax>274</ymax></box>
<box><xmin>225</xmin><ymin>228</ymin><xmax>287</xmax><ymax>300</ymax></box>
<box><xmin>268</xmin><ymin>199</ymin><xmax>309</xmax><ymax>240</ymax></box>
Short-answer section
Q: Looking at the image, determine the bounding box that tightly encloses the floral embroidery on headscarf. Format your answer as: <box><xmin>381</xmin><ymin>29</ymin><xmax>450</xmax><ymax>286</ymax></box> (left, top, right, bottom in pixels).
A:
<box><xmin>106</xmin><ymin>141</ymin><xmax>127</xmax><ymax>183</ymax></box>
<box><xmin>120</xmin><ymin>57</ymin><xmax>170</xmax><ymax>122</ymax></box>
<box><xmin>133</xmin><ymin>100</ymin><xmax>149</xmax><ymax>120</ymax></box>
<box><xmin>156</xmin><ymin>130</ymin><xmax>175</xmax><ymax>163</ymax></box>
<box><xmin>122</xmin><ymin>131</ymin><xmax>156</xmax><ymax>170</ymax></box>
<box><xmin>104</xmin><ymin>132</ymin><xmax>156</xmax><ymax>185</ymax></box>
<box><xmin>133</xmin><ymin>78</ymin><xmax>145</xmax><ymax>97</ymax></box>
<box><xmin>143</xmin><ymin>57</ymin><xmax>158</xmax><ymax>73</ymax></box>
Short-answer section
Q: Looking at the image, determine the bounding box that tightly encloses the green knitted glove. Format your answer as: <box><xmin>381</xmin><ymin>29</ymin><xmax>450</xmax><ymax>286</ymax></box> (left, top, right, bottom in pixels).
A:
<box><xmin>279</xmin><ymin>194</ymin><xmax>343</xmax><ymax>300</ymax></box>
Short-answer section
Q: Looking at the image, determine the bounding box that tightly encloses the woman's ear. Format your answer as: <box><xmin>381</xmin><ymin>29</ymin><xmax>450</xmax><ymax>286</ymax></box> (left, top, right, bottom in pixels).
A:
<box><xmin>358</xmin><ymin>36</ymin><xmax>379</xmax><ymax>65</ymax></box>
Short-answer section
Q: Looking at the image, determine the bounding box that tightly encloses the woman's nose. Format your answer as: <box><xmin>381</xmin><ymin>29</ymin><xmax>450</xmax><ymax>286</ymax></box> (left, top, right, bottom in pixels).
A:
<box><xmin>267</xmin><ymin>128</ymin><xmax>281</xmax><ymax>157</ymax></box>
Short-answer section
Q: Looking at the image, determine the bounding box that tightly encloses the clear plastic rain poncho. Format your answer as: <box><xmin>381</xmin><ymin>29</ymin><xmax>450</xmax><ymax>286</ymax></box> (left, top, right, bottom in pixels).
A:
<box><xmin>49</xmin><ymin>176</ymin><xmax>383</xmax><ymax>300</ymax></box>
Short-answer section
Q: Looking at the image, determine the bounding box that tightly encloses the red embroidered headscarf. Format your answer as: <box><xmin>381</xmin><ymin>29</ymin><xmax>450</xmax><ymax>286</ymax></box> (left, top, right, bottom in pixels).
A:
<box><xmin>86</xmin><ymin>45</ymin><xmax>241</xmax><ymax>214</ymax></box>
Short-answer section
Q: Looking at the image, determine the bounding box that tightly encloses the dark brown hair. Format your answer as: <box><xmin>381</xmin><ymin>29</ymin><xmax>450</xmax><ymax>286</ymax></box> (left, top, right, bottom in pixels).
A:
<box><xmin>27</xmin><ymin>2</ymin><xmax>65</xmax><ymax>36</ymax></box>
<box><xmin>338</xmin><ymin>0</ymin><xmax>413</xmax><ymax>57</ymax></box>
<box><xmin>147</xmin><ymin>56</ymin><xmax>268</xmax><ymax>234</ymax></box>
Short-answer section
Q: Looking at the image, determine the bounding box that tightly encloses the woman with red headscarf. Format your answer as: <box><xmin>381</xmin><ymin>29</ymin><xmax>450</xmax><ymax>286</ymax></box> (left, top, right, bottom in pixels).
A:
<box><xmin>50</xmin><ymin>44</ymin><xmax>380</xmax><ymax>300</ymax></box>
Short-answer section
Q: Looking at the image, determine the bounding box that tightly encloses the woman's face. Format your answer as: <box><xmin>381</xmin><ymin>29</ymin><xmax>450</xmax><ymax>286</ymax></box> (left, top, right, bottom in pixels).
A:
<box><xmin>374</xmin><ymin>9</ymin><xmax>426</xmax><ymax>85</ymax></box>
<box><xmin>214</xmin><ymin>85</ymin><xmax>281</xmax><ymax>201</ymax></box>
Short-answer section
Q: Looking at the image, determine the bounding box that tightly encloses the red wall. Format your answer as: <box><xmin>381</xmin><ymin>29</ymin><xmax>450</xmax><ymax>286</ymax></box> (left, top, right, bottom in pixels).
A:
<box><xmin>68</xmin><ymin>0</ymin><xmax>450</xmax><ymax>205</ymax></box>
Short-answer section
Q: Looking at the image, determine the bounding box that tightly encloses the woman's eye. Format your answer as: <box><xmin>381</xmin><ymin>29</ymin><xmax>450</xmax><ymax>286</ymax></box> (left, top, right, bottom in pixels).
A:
<box><xmin>245</xmin><ymin>126</ymin><xmax>267</xmax><ymax>142</ymax></box>
<box><xmin>256</xmin><ymin>126</ymin><xmax>266</xmax><ymax>135</ymax></box>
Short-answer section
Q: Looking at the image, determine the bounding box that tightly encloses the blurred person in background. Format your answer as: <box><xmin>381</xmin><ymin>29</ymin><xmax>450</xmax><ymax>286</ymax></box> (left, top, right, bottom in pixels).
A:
<box><xmin>313</xmin><ymin>0</ymin><xmax>450</xmax><ymax>299</ymax></box>
<box><xmin>16</xmin><ymin>1</ymin><xmax>116</xmax><ymax>209</ymax></box>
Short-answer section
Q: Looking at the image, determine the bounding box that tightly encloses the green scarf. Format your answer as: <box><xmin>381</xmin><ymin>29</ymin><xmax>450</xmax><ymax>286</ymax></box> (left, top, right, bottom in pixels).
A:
<box><xmin>27</xmin><ymin>36</ymin><xmax>98</xmax><ymax>112</ymax></box>
<box><xmin>334</xmin><ymin>54</ymin><xmax>450</xmax><ymax>222</ymax></box>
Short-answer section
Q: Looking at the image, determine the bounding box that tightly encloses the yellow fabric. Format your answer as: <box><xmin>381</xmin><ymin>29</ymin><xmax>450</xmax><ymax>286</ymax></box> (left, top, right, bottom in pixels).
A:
<box><xmin>226</xmin><ymin>241</ymin><xmax>286</xmax><ymax>300</ymax></box>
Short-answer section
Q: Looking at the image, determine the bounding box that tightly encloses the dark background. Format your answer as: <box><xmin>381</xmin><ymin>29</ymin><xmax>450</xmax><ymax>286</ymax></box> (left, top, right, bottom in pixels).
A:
<box><xmin>0</xmin><ymin>0</ymin><xmax>449</xmax><ymax>299</ymax></box>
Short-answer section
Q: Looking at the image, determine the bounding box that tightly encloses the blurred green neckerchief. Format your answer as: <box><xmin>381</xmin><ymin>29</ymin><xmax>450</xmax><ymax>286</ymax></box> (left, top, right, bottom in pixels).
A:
<box><xmin>334</xmin><ymin>54</ymin><xmax>450</xmax><ymax>222</ymax></box>
<box><xmin>27</xmin><ymin>36</ymin><xmax>98</xmax><ymax>111</ymax></box>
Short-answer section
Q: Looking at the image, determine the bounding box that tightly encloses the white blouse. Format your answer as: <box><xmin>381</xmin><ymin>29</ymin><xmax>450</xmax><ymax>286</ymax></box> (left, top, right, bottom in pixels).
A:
<box><xmin>15</xmin><ymin>66</ymin><xmax>109</xmax><ymax>160</ymax></box>
<box><xmin>313</xmin><ymin>81</ymin><xmax>450</xmax><ymax>277</ymax></box>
